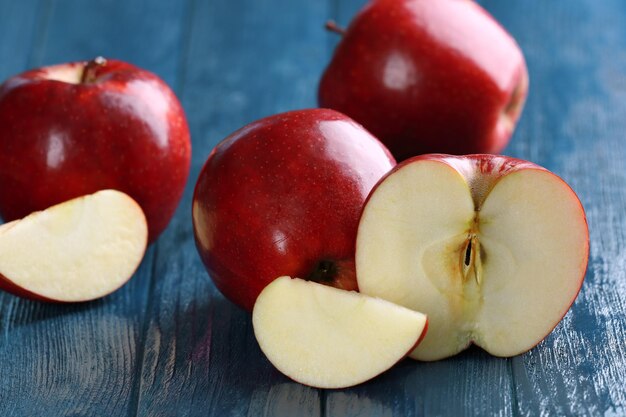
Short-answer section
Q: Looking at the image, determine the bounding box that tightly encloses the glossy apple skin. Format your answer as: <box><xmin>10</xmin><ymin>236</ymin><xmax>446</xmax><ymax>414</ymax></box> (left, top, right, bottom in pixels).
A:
<box><xmin>319</xmin><ymin>0</ymin><xmax>529</xmax><ymax>160</ymax></box>
<box><xmin>0</xmin><ymin>59</ymin><xmax>191</xmax><ymax>242</ymax></box>
<box><xmin>192</xmin><ymin>109</ymin><xmax>396</xmax><ymax>311</ymax></box>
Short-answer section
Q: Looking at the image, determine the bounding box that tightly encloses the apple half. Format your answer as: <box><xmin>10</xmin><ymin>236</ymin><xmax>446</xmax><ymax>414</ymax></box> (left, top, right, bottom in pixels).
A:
<box><xmin>356</xmin><ymin>154</ymin><xmax>589</xmax><ymax>360</ymax></box>
<box><xmin>252</xmin><ymin>276</ymin><xmax>428</xmax><ymax>388</ymax></box>
<box><xmin>0</xmin><ymin>189</ymin><xmax>148</xmax><ymax>302</ymax></box>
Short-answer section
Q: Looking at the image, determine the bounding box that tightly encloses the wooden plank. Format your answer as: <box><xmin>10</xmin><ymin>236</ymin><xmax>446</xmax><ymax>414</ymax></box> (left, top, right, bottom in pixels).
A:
<box><xmin>0</xmin><ymin>0</ymin><xmax>623</xmax><ymax>415</ymax></box>
<box><xmin>0</xmin><ymin>0</ymin><xmax>45</xmax><ymax>82</ymax></box>
<box><xmin>38</xmin><ymin>0</ymin><xmax>188</xmax><ymax>85</ymax></box>
<box><xmin>321</xmin><ymin>351</ymin><xmax>515</xmax><ymax>417</ymax></box>
<box><xmin>0</xmin><ymin>0</ymin><xmax>190</xmax><ymax>415</ymax></box>
<box><xmin>133</xmin><ymin>0</ymin><xmax>331</xmax><ymax>415</ymax></box>
<box><xmin>484</xmin><ymin>0</ymin><xmax>626</xmax><ymax>415</ymax></box>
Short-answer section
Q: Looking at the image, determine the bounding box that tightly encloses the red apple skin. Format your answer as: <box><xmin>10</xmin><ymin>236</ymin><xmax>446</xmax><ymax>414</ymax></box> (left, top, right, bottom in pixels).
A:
<box><xmin>0</xmin><ymin>58</ymin><xmax>191</xmax><ymax>242</ymax></box>
<box><xmin>319</xmin><ymin>0</ymin><xmax>529</xmax><ymax>160</ymax></box>
<box><xmin>192</xmin><ymin>109</ymin><xmax>396</xmax><ymax>311</ymax></box>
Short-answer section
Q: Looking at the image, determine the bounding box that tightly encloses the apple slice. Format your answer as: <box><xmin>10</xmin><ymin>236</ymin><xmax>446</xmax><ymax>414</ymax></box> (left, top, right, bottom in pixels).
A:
<box><xmin>356</xmin><ymin>154</ymin><xmax>589</xmax><ymax>360</ymax></box>
<box><xmin>252</xmin><ymin>276</ymin><xmax>428</xmax><ymax>388</ymax></box>
<box><xmin>0</xmin><ymin>189</ymin><xmax>148</xmax><ymax>302</ymax></box>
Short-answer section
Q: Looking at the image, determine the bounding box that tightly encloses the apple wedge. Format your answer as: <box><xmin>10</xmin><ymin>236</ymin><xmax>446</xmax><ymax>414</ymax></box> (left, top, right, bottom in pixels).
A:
<box><xmin>0</xmin><ymin>189</ymin><xmax>148</xmax><ymax>302</ymax></box>
<box><xmin>356</xmin><ymin>154</ymin><xmax>589</xmax><ymax>360</ymax></box>
<box><xmin>252</xmin><ymin>276</ymin><xmax>428</xmax><ymax>389</ymax></box>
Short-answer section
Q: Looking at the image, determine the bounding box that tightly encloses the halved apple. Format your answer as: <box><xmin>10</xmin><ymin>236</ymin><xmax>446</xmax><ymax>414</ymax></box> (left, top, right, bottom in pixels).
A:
<box><xmin>0</xmin><ymin>189</ymin><xmax>148</xmax><ymax>302</ymax></box>
<box><xmin>252</xmin><ymin>276</ymin><xmax>428</xmax><ymax>388</ymax></box>
<box><xmin>356</xmin><ymin>154</ymin><xmax>589</xmax><ymax>360</ymax></box>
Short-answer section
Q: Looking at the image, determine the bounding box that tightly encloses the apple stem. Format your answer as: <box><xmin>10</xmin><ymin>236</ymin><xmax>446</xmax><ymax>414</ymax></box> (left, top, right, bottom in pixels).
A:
<box><xmin>81</xmin><ymin>56</ymin><xmax>107</xmax><ymax>84</ymax></box>
<box><xmin>325</xmin><ymin>20</ymin><xmax>346</xmax><ymax>35</ymax></box>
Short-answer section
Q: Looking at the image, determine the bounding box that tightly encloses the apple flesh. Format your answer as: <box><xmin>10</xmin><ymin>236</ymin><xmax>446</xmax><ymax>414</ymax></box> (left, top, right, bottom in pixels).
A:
<box><xmin>192</xmin><ymin>109</ymin><xmax>395</xmax><ymax>311</ymax></box>
<box><xmin>0</xmin><ymin>57</ymin><xmax>191</xmax><ymax>242</ymax></box>
<box><xmin>356</xmin><ymin>154</ymin><xmax>589</xmax><ymax>360</ymax></box>
<box><xmin>0</xmin><ymin>189</ymin><xmax>148</xmax><ymax>302</ymax></box>
<box><xmin>253</xmin><ymin>276</ymin><xmax>428</xmax><ymax>389</ymax></box>
<box><xmin>319</xmin><ymin>0</ymin><xmax>528</xmax><ymax>160</ymax></box>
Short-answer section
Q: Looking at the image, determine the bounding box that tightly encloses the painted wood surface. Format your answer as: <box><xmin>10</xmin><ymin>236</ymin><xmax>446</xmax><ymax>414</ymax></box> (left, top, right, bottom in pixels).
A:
<box><xmin>0</xmin><ymin>0</ymin><xmax>625</xmax><ymax>416</ymax></box>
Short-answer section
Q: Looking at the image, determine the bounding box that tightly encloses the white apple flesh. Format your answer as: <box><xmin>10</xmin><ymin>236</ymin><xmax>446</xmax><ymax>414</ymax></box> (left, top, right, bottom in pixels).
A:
<box><xmin>356</xmin><ymin>154</ymin><xmax>589</xmax><ymax>360</ymax></box>
<box><xmin>252</xmin><ymin>276</ymin><xmax>428</xmax><ymax>388</ymax></box>
<box><xmin>0</xmin><ymin>189</ymin><xmax>148</xmax><ymax>302</ymax></box>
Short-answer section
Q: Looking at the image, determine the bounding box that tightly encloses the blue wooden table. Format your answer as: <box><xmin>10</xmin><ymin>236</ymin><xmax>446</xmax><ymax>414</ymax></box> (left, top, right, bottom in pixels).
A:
<box><xmin>1</xmin><ymin>0</ymin><xmax>625</xmax><ymax>416</ymax></box>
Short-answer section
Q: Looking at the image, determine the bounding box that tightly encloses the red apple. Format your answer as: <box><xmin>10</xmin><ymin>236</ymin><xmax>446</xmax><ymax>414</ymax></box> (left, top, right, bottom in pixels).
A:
<box><xmin>356</xmin><ymin>154</ymin><xmax>589</xmax><ymax>360</ymax></box>
<box><xmin>192</xmin><ymin>109</ymin><xmax>395</xmax><ymax>311</ymax></box>
<box><xmin>319</xmin><ymin>0</ymin><xmax>529</xmax><ymax>160</ymax></box>
<box><xmin>0</xmin><ymin>57</ymin><xmax>191</xmax><ymax>242</ymax></box>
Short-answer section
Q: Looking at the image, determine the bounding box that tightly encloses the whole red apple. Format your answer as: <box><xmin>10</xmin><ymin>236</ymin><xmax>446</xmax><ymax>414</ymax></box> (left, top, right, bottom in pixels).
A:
<box><xmin>192</xmin><ymin>109</ymin><xmax>395</xmax><ymax>311</ymax></box>
<box><xmin>319</xmin><ymin>0</ymin><xmax>529</xmax><ymax>160</ymax></box>
<box><xmin>0</xmin><ymin>57</ymin><xmax>191</xmax><ymax>242</ymax></box>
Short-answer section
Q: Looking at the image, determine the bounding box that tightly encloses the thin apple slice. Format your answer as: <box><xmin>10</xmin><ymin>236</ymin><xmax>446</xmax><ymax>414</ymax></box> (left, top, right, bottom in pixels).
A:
<box><xmin>0</xmin><ymin>189</ymin><xmax>148</xmax><ymax>302</ymax></box>
<box><xmin>252</xmin><ymin>276</ymin><xmax>428</xmax><ymax>389</ymax></box>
